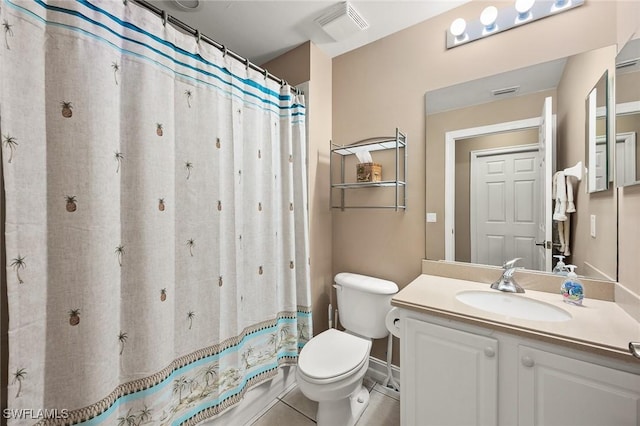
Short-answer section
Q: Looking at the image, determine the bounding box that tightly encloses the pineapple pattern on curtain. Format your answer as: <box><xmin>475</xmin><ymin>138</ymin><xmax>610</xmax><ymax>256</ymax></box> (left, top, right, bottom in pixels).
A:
<box><xmin>1</xmin><ymin>0</ymin><xmax>311</xmax><ymax>424</ymax></box>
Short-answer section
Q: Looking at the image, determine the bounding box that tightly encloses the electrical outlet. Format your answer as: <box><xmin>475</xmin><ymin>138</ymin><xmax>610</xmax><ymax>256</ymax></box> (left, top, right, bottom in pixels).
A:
<box><xmin>426</xmin><ymin>213</ymin><xmax>437</xmax><ymax>223</ymax></box>
<box><xmin>590</xmin><ymin>214</ymin><xmax>596</xmax><ymax>238</ymax></box>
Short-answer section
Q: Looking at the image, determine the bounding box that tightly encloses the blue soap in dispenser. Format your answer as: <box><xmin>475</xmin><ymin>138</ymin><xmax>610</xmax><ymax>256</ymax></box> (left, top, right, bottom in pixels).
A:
<box><xmin>560</xmin><ymin>265</ymin><xmax>584</xmax><ymax>306</ymax></box>
<box><xmin>552</xmin><ymin>255</ymin><xmax>568</xmax><ymax>276</ymax></box>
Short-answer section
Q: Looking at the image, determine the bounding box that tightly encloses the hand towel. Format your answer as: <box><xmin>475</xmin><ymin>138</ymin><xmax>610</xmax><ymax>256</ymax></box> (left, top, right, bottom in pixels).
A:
<box><xmin>553</xmin><ymin>171</ymin><xmax>567</xmax><ymax>221</ymax></box>
<box><xmin>566</xmin><ymin>175</ymin><xmax>576</xmax><ymax>213</ymax></box>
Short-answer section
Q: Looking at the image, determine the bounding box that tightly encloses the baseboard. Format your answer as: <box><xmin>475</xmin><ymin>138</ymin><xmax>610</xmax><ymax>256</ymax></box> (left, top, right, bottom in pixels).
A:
<box><xmin>201</xmin><ymin>366</ymin><xmax>297</xmax><ymax>426</ymax></box>
<box><xmin>366</xmin><ymin>355</ymin><xmax>401</xmax><ymax>390</ymax></box>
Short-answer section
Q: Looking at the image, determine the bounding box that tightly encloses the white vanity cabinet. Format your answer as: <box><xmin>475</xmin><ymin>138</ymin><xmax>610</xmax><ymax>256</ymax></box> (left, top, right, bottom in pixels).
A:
<box><xmin>400</xmin><ymin>311</ymin><xmax>640</xmax><ymax>426</ymax></box>
<box><xmin>402</xmin><ymin>317</ymin><xmax>498</xmax><ymax>426</ymax></box>
<box><xmin>518</xmin><ymin>346</ymin><xmax>640</xmax><ymax>426</ymax></box>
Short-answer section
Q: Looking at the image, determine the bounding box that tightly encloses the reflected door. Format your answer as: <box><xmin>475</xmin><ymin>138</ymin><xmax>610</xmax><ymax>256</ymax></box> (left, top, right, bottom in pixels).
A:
<box><xmin>471</xmin><ymin>147</ymin><xmax>540</xmax><ymax>270</ymax></box>
<box><xmin>537</xmin><ymin>96</ymin><xmax>554</xmax><ymax>272</ymax></box>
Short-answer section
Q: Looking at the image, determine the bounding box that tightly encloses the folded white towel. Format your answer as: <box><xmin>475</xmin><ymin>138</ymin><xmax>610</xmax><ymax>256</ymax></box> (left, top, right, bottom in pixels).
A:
<box><xmin>557</xmin><ymin>219</ymin><xmax>571</xmax><ymax>256</ymax></box>
<box><xmin>566</xmin><ymin>175</ymin><xmax>576</xmax><ymax>213</ymax></box>
<box><xmin>553</xmin><ymin>171</ymin><xmax>567</xmax><ymax>221</ymax></box>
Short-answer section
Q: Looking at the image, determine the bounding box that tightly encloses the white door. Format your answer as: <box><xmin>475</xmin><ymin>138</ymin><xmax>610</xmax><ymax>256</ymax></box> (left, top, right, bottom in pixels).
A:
<box><xmin>518</xmin><ymin>346</ymin><xmax>640</xmax><ymax>426</ymax></box>
<box><xmin>595</xmin><ymin>137</ymin><xmax>608</xmax><ymax>190</ymax></box>
<box><xmin>402</xmin><ymin>318</ymin><xmax>498</xmax><ymax>426</ymax></box>
<box><xmin>536</xmin><ymin>96</ymin><xmax>554</xmax><ymax>272</ymax></box>
<box><xmin>471</xmin><ymin>147</ymin><xmax>540</xmax><ymax>270</ymax></box>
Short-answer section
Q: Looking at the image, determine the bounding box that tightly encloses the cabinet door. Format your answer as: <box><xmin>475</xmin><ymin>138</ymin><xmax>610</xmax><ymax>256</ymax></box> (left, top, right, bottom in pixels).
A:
<box><xmin>401</xmin><ymin>318</ymin><xmax>498</xmax><ymax>426</ymax></box>
<box><xmin>518</xmin><ymin>346</ymin><xmax>640</xmax><ymax>426</ymax></box>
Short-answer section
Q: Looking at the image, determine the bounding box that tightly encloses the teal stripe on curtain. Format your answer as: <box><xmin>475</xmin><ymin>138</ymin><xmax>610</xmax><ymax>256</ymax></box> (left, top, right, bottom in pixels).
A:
<box><xmin>6</xmin><ymin>0</ymin><xmax>298</xmax><ymax>108</ymax></box>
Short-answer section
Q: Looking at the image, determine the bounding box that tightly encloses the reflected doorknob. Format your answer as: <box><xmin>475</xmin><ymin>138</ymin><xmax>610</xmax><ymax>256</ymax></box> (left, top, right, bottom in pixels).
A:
<box><xmin>535</xmin><ymin>240</ymin><xmax>551</xmax><ymax>249</ymax></box>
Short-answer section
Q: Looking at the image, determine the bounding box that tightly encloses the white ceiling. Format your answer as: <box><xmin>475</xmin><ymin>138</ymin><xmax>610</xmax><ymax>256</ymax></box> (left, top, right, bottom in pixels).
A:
<box><xmin>145</xmin><ymin>0</ymin><xmax>581</xmax><ymax>112</ymax></box>
<box><xmin>150</xmin><ymin>0</ymin><xmax>470</xmax><ymax>65</ymax></box>
<box><xmin>426</xmin><ymin>58</ymin><xmax>567</xmax><ymax>114</ymax></box>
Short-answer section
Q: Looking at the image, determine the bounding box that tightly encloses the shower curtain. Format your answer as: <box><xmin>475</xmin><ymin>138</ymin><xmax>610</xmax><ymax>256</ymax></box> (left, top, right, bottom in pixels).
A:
<box><xmin>1</xmin><ymin>1</ymin><xmax>311</xmax><ymax>424</ymax></box>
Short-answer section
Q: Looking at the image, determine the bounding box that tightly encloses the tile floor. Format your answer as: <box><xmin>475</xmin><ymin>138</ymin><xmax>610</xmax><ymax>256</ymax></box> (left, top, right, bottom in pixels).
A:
<box><xmin>250</xmin><ymin>377</ymin><xmax>400</xmax><ymax>426</ymax></box>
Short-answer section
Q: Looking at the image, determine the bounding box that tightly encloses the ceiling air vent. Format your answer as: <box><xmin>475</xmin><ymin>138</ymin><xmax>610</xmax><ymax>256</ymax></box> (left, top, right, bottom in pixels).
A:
<box><xmin>315</xmin><ymin>2</ymin><xmax>369</xmax><ymax>41</ymax></box>
<box><xmin>491</xmin><ymin>86</ymin><xmax>520</xmax><ymax>97</ymax></box>
<box><xmin>616</xmin><ymin>58</ymin><xmax>639</xmax><ymax>69</ymax></box>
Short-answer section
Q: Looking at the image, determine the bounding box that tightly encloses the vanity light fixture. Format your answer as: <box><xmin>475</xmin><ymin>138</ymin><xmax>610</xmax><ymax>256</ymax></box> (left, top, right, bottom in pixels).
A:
<box><xmin>446</xmin><ymin>0</ymin><xmax>583</xmax><ymax>49</ymax></box>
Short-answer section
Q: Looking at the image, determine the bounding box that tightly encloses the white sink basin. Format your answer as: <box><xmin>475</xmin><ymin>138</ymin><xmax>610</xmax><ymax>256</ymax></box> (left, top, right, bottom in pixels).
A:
<box><xmin>456</xmin><ymin>290</ymin><xmax>572</xmax><ymax>322</ymax></box>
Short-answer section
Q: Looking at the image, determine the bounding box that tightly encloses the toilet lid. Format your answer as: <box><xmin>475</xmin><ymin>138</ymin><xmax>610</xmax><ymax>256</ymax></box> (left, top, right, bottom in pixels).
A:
<box><xmin>298</xmin><ymin>329</ymin><xmax>371</xmax><ymax>380</ymax></box>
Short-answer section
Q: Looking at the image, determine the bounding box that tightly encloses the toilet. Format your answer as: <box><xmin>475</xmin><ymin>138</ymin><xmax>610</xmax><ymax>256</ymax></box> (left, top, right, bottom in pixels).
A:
<box><xmin>296</xmin><ymin>273</ymin><xmax>398</xmax><ymax>426</ymax></box>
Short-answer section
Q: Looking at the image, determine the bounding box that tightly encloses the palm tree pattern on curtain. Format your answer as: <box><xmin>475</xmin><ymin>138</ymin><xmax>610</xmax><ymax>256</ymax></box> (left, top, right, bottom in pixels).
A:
<box><xmin>0</xmin><ymin>1</ymin><xmax>311</xmax><ymax>425</ymax></box>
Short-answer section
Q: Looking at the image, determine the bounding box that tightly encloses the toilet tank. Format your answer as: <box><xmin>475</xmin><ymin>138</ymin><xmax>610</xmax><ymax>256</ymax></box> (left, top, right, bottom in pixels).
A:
<box><xmin>334</xmin><ymin>272</ymin><xmax>398</xmax><ymax>339</ymax></box>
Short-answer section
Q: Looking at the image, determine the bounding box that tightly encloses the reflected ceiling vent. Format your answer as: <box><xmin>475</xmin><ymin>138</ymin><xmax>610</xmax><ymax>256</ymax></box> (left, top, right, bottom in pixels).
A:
<box><xmin>315</xmin><ymin>2</ymin><xmax>369</xmax><ymax>41</ymax></box>
<box><xmin>491</xmin><ymin>86</ymin><xmax>520</xmax><ymax>97</ymax></box>
<box><xmin>616</xmin><ymin>58</ymin><xmax>639</xmax><ymax>69</ymax></box>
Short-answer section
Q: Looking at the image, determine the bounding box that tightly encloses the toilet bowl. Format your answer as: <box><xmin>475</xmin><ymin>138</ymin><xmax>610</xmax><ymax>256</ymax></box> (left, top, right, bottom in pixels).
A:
<box><xmin>295</xmin><ymin>273</ymin><xmax>398</xmax><ymax>426</ymax></box>
<box><xmin>296</xmin><ymin>328</ymin><xmax>372</xmax><ymax>426</ymax></box>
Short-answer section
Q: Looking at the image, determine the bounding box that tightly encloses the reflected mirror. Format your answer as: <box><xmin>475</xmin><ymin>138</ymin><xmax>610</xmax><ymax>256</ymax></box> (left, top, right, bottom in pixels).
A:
<box><xmin>586</xmin><ymin>71</ymin><xmax>609</xmax><ymax>192</ymax></box>
<box><xmin>615</xmin><ymin>38</ymin><xmax>640</xmax><ymax>187</ymax></box>
<box><xmin>426</xmin><ymin>47</ymin><xmax>617</xmax><ymax>281</ymax></box>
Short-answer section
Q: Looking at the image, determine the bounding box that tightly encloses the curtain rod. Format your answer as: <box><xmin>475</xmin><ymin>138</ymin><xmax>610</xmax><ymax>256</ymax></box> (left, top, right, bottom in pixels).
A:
<box><xmin>129</xmin><ymin>0</ymin><xmax>302</xmax><ymax>95</ymax></box>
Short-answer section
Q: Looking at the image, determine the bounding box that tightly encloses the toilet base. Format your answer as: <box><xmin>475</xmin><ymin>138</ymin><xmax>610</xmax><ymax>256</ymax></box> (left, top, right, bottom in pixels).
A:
<box><xmin>316</xmin><ymin>384</ymin><xmax>370</xmax><ymax>426</ymax></box>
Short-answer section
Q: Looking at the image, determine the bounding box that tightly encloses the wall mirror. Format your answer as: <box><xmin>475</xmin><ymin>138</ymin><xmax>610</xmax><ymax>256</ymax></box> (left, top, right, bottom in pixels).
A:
<box><xmin>425</xmin><ymin>47</ymin><xmax>616</xmax><ymax>281</ymax></box>
<box><xmin>615</xmin><ymin>37</ymin><xmax>640</xmax><ymax>188</ymax></box>
<box><xmin>585</xmin><ymin>71</ymin><xmax>609</xmax><ymax>192</ymax></box>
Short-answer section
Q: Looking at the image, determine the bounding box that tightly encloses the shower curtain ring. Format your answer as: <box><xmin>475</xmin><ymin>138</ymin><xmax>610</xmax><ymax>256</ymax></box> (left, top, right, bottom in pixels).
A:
<box><xmin>222</xmin><ymin>46</ymin><xmax>228</xmax><ymax>57</ymax></box>
<box><xmin>280</xmin><ymin>79</ymin><xmax>288</xmax><ymax>88</ymax></box>
<box><xmin>263</xmin><ymin>69</ymin><xmax>269</xmax><ymax>80</ymax></box>
<box><xmin>245</xmin><ymin>58</ymin><xmax>250</xmax><ymax>71</ymax></box>
<box><xmin>195</xmin><ymin>30</ymin><xmax>201</xmax><ymax>44</ymax></box>
<box><xmin>161</xmin><ymin>10</ymin><xmax>168</xmax><ymax>26</ymax></box>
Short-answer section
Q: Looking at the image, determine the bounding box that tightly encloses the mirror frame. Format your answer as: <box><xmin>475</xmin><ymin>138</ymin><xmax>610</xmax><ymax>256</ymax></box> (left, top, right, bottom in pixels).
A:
<box><xmin>585</xmin><ymin>70</ymin><xmax>609</xmax><ymax>193</ymax></box>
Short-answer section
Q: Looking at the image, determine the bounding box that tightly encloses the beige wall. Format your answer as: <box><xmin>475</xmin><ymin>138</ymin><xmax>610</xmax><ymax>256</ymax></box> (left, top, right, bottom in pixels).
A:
<box><xmin>264</xmin><ymin>0</ymin><xmax>639</xmax><ymax>364</ymax></box>
<box><xmin>616</xmin><ymin>0</ymin><xmax>640</xmax><ymax>304</ymax></box>
<box><xmin>618</xmin><ymin>1</ymin><xmax>640</xmax><ymax>302</ymax></box>
<box><xmin>262</xmin><ymin>42</ymin><xmax>334</xmax><ymax>338</ymax></box>
<box><xmin>556</xmin><ymin>45</ymin><xmax>618</xmax><ymax>280</ymax></box>
<box><xmin>332</xmin><ymin>1</ymin><xmax>628</xmax><ymax>363</ymax></box>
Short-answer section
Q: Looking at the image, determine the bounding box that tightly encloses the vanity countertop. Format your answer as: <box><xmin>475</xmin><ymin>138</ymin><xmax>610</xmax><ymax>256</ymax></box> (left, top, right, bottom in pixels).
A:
<box><xmin>392</xmin><ymin>273</ymin><xmax>640</xmax><ymax>362</ymax></box>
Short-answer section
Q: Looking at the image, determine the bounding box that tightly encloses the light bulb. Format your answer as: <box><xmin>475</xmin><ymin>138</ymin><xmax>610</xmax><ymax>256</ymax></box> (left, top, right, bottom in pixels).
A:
<box><xmin>480</xmin><ymin>6</ymin><xmax>498</xmax><ymax>33</ymax></box>
<box><xmin>551</xmin><ymin>0</ymin><xmax>571</xmax><ymax>12</ymax></box>
<box><xmin>515</xmin><ymin>0</ymin><xmax>535</xmax><ymax>20</ymax></box>
<box><xmin>450</xmin><ymin>18</ymin><xmax>467</xmax><ymax>39</ymax></box>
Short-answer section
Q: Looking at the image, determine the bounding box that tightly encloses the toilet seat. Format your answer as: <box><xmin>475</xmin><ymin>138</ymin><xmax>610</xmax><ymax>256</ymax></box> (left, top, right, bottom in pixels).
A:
<box><xmin>298</xmin><ymin>329</ymin><xmax>371</xmax><ymax>384</ymax></box>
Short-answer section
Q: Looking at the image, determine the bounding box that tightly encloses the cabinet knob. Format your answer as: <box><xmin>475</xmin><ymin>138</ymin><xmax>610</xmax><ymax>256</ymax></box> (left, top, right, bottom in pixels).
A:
<box><xmin>521</xmin><ymin>356</ymin><xmax>535</xmax><ymax>368</ymax></box>
<box><xmin>484</xmin><ymin>347</ymin><xmax>496</xmax><ymax>358</ymax></box>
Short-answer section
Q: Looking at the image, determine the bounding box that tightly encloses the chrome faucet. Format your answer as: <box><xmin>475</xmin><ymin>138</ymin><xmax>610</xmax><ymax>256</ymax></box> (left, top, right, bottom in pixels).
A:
<box><xmin>490</xmin><ymin>258</ymin><xmax>525</xmax><ymax>293</ymax></box>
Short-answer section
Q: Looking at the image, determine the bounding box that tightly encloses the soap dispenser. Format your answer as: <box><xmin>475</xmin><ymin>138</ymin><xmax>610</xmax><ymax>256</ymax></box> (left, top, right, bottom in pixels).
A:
<box><xmin>552</xmin><ymin>255</ymin><xmax>568</xmax><ymax>276</ymax></box>
<box><xmin>560</xmin><ymin>265</ymin><xmax>584</xmax><ymax>306</ymax></box>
